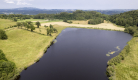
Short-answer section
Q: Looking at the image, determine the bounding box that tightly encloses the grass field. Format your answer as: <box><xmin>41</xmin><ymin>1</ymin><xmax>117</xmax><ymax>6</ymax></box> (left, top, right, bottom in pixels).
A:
<box><xmin>0</xmin><ymin>19</ymin><xmax>16</xmax><ymax>30</ymax></box>
<box><xmin>18</xmin><ymin>19</ymin><xmax>62</xmax><ymax>23</ymax></box>
<box><xmin>17</xmin><ymin>19</ymin><xmax>45</xmax><ymax>22</ymax></box>
<box><xmin>115</xmin><ymin>37</ymin><xmax>138</xmax><ymax>80</ymax></box>
<box><xmin>0</xmin><ymin>24</ymin><xmax>66</xmax><ymax>69</ymax></box>
<box><xmin>71</xmin><ymin>20</ymin><xmax>89</xmax><ymax>24</ymax></box>
<box><xmin>41</xmin><ymin>21</ymin><xmax>125</xmax><ymax>31</ymax></box>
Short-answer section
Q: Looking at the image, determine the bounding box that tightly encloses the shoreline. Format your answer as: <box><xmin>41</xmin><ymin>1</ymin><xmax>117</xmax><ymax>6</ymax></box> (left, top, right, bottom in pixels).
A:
<box><xmin>106</xmin><ymin>37</ymin><xmax>136</xmax><ymax>80</ymax></box>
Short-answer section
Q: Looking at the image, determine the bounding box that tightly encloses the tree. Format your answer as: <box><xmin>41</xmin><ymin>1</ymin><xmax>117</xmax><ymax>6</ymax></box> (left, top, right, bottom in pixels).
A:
<box><xmin>0</xmin><ymin>29</ymin><xmax>8</xmax><ymax>40</ymax></box>
<box><xmin>22</xmin><ymin>22</ymin><xmax>27</xmax><ymax>29</ymax></box>
<box><xmin>44</xmin><ymin>25</ymin><xmax>48</xmax><ymax>28</ymax></box>
<box><xmin>63</xmin><ymin>19</ymin><xmax>67</xmax><ymax>22</ymax></box>
<box><xmin>16</xmin><ymin>22</ymin><xmax>21</xmax><ymax>28</ymax></box>
<box><xmin>53</xmin><ymin>28</ymin><xmax>58</xmax><ymax>33</ymax></box>
<box><xmin>35</xmin><ymin>21</ymin><xmax>41</xmax><ymax>28</ymax></box>
<box><xmin>49</xmin><ymin>24</ymin><xmax>53</xmax><ymax>29</ymax></box>
<box><xmin>47</xmin><ymin>28</ymin><xmax>52</xmax><ymax>36</ymax></box>
<box><xmin>47</xmin><ymin>28</ymin><xmax>50</xmax><ymax>36</ymax></box>
<box><xmin>0</xmin><ymin>49</ymin><xmax>8</xmax><ymax>61</ymax></box>
<box><xmin>26</xmin><ymin>21</ymin><xmax>32</xmax><ymax>25</ymax></box>
<box><xmin>30</xmin><ymin>24</ymin><xmax>35</xmax><ymax>32</ymax></box>
<box><xmin>13</xmin><ymin>18</ymin><xmax>17</xmax><ymax>22</ymax></box>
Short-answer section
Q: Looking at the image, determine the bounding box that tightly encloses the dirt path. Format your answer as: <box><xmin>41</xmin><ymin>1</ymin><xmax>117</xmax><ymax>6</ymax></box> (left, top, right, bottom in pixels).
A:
<box><xmin>41</xmin><ymin>22</ymin><xmax>125</xmax><ymax>31</ymax></box>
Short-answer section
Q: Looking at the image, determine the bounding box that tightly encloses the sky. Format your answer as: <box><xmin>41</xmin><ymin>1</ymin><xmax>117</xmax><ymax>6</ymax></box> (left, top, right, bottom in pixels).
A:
<box><xmin>0</xmin><ymin>0</ymin><xmax>138</xmax><ymax>9</ymax></box>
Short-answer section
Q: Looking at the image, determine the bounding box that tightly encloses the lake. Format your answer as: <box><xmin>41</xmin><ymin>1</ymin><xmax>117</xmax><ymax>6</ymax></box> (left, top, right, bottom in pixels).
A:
<box><xmin>17</xmin><ymin>28</ymin><xmax>132</xmax><ymax>80</ymax></box>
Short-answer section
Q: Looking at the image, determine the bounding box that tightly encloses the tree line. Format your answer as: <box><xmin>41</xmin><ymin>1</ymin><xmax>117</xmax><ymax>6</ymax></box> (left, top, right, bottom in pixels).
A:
<box><xmin>88</xmin><ymin>18</ymin><xmax>104</xmax><ymax>25</ymax></box>
<box><xmin>16</xmin><ymin>21</ymin><xmax>57</xmax><ymax>36</ymax></box>
<box><xmin>109</xmin><ymin>10</ymin><xmax>138</xmax><ymax>36</ymax></box>
<box><xmin>0</xmin><ymin>10</ymin><xmax>109</xmax><ymax>22</ymax></box>
<box><xmin>109</xmin><ymin>10</ymin><xmax>138</xmax><ymax>27</ymax></box>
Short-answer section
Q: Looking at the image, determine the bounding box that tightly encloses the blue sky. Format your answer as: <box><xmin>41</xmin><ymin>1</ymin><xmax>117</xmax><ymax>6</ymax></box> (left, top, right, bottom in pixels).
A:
<box><xmin>1</xmin><ymin>0</ymin><xmax>138</xmax><ymax>9</ymax></box>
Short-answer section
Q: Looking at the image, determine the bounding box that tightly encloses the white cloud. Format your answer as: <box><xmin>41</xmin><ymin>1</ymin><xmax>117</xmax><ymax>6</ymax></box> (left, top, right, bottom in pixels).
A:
<box><xmin>17</xmin><ymin>1</ymin><xmax>32</xmax><ymax>5</ymax></box>
<box><xmin>4</xmin><ymin>0</ymin><xmax>14</xmax><ymax>3</ymax></box>
<box><xmin>4</xmin><ymin>0</ymin><xmax>33</xmax><ymax>5</ymax></box>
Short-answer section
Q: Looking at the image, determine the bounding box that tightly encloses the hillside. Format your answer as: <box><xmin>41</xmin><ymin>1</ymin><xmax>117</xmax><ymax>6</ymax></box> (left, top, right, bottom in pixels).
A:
<box><xmin>0</xmin><ymin>7</ymin><xmax>136</xmax><ymax>15</ymax></box>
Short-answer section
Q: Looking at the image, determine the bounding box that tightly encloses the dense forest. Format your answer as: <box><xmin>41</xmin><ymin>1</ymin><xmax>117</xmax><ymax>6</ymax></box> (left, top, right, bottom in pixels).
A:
<box><xmin>0</xmin><ymin>10</ymin><xmax>109</xmax><ymax>21</ymax></box>
<box><xmin>109</xmin><ymin>10</ymin><xmax>138</xmax><ymax>36</ymax></box>
<box><xmin>109</xmin><ymin>10</ymin><xmax>138</xmax><ymax>27</ymax></box>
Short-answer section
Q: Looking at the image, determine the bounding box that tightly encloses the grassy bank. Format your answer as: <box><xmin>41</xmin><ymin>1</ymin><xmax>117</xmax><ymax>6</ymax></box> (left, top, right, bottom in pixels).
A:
<box><xmin>107</xmin><ymin>37</ymin><xmax>138</xmax><ymax>80</ymax></box>
<box><xmin>115</xmin><ymin>37</ymin><xmax>138</xmax><ymax>80</ymax></box>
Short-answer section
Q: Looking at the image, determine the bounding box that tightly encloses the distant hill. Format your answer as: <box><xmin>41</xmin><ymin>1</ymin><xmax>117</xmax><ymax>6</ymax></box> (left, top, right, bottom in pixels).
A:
<box><xmin>0</xmin><ymin>7</ymin><xmax>137</xmax><ymax>15</ymax></box>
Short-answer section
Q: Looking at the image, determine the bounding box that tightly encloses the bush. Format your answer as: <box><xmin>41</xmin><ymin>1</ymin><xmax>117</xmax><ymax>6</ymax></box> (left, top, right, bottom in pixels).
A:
<box><xmin>49</xmin><ymin>24</ymin><xmax>53</xmax><ymax>29</ymax></box>
<box><xmin>88</xmin><ymin>18</ymin><xmax>104</xmax><ymax>25</ymax></box>
<box><xmin>53</xmin><ymin>28</ymin><xmax>58</xmax><ymax>33</ymax></box>
<box><xmin>133</xmin><ymin>32</ymin><xmax>138</xmax><ymax>37</ymax></box>
<box><xmin>0</xmin><ymin>29</ymin><xmax>8</xmax><ymax>40</ymax></box>
<box><xmin>106</xmin><ymin>45</ymin><xmax>130</xmax><ymax>80</ymax></box>
<box><xmin>63</xmin><ymin>19</ymin><xmax>67</xmax><ymax>22</ymax></box>
<box><xmin>124</xmin><ymin>27</ymin><xmax>138</xmax><ymax>36</ymax></box>
<box><xmin>0</xmin><ymin>60</ymin><xmax>16</xmax><ymax>80</ymax></box>
<box><xmin>0</xmin><ymin>49</ymin><xmax>17</xmax><ymax>80</ymax></box>
<box><xmin>67</xmin><ymin>21</ymin><xmax>72</xmax><ymax>24</ymax></box>
<box><xmin>0</xmin><ymin>50</ymin><xmax>7</xmax><ymax>61</ymax></box>
<box><xmin>14</xmin><ymin>25</ymin><xmax>17</xmax><ymax>27</ymax></box>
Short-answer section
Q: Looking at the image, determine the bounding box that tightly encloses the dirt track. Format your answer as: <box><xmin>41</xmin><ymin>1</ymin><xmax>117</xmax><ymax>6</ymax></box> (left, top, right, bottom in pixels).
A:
<box><xmin>41</xmin><ymin>22</ymin><xmax>125</xmax><ymax>31</ymax></box>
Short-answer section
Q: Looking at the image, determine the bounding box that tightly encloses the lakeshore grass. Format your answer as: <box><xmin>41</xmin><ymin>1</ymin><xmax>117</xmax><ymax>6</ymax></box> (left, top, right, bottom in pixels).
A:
<box><xmin>115</xmin><ymin>37</ymin><xmax>138</xmax><ymax>80</ymax></box>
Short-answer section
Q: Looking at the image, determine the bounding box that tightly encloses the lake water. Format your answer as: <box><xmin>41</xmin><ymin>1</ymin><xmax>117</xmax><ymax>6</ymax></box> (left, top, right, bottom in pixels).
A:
<box><xmin>17</xmin><ymin>28</ymin><xmax>132</xmax><ymax>80</ymax></box>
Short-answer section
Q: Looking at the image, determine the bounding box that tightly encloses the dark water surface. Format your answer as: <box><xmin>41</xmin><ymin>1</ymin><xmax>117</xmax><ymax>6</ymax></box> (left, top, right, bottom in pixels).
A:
<box><xmin>18</xmin><ymin>28</ymin><xmax>132</xmax><ymax>80</ymax></box>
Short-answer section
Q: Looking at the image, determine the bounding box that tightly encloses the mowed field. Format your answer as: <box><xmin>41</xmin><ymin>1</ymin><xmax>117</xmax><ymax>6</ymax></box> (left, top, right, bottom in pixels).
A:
<box><xmin>71</xmin><ymin>20</ymin><xmax>89</xmax><ymax>24</ymax></box>
<box><xmin>115</xmin><ymin>37</ymin><xmax>138</xmax><ymax>80</ymax></box>
<box><xmin>0</xmin><ymin>20</ymin><xmax>66</xmax><ymax>69</ymax></box>
<box><xmin>41</xmin><ymin>21</ymin><xmax>125</xmax><ymax>31</ymax></box>
<box><xmin>0</xmin><ymin>19</ymin><xmax>16</xmax><ymax>30</ymax></box>
<box><xmin>18</xmin><ymin>19</ymin><xmax>62</xmax><ymax>24</ymax></box>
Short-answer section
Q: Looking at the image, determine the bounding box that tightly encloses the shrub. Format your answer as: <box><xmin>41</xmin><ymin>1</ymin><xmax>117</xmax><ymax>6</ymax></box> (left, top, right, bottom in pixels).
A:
<box><xmin>106</xmin><ymin>44</ymin><xmax>130</xmax><ymax>80</ymax></box>
<box><xmin>124</xmin><ymin>27</ymin><xmax>138</xmax><ymax>36</ymax></box>
<box><xmin>49</xmin><ymin>24</ymin><xmax>53</xmax><ymax>29</ymax></box>
<box><xmin>0</xmin><ymin>49</ymin><xmax>17</xmax><ymax>80</ymax></box>
<box><xmin>67</xmin><ymin>21</ymin><xmax>72</xmax><ymax>24</ymax></box>
<box><xmin>133</xmin><ymin>32</ymin><xmax>138</xmax><ymax>37</ymax></box>
<box><xmin>63</xmin><ymin>19</ymin><xmax>67</xmax><ymax>22</ymax></box>
<box><xmin>0</xmin><ymin>60</ymin><xmax>16</xmax><ymax>80</ymax></box>
<box><xmin>88</xmin><ymin>18</ymin><xmax>104</xmax><ymax>25</ymax></box>
<box><xmin>53</xmin><ymin>28</ymin><xmax>58</xmax><ymax>33</ymax></box>
<box><xmin>0</xmin><ymin>50</ymin><xmax>7</xmax><ymax>61</ymax></box>
<box><xmin>0</xmin><ymin>29</ymin><xmax>8</xmax><ymax>40</ymax></box>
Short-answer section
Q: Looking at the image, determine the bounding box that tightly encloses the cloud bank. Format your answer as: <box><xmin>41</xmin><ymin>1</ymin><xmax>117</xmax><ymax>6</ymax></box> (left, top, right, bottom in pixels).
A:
<box><xmin>4</xmin><ymin>0</ymin><xmax>33</xmax><ymax>5</ymax></box>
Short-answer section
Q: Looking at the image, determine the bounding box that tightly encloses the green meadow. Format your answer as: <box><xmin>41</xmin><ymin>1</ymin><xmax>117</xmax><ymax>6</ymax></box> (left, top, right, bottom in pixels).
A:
<box><xmin>0</xmin><ymin>19</ymin><xmax>16</xmax><ymax>30</ymax></box>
